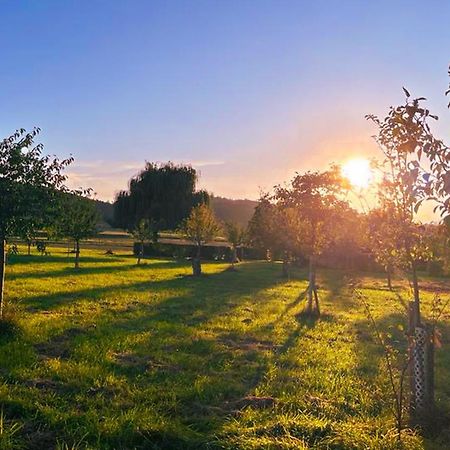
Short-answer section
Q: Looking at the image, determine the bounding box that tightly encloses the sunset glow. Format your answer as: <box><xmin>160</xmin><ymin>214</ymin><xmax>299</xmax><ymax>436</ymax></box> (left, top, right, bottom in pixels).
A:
<box><xmin>342</xmin><ymin>158</ymin><xmax>372</xmax><ymax>189</ymax></box>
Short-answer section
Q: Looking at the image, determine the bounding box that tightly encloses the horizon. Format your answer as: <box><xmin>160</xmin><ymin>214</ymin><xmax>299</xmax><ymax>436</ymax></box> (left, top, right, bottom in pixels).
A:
<box><xmin>2</xmin><ymin>1</ymin><xmax>450</xmax><ymax>209</ymax></box>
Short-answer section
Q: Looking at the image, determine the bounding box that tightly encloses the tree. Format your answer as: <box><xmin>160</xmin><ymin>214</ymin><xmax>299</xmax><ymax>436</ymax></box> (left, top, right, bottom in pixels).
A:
<box><xmin>247</xmin><ymin>195</ymin><xmax>292</xmax><ymax>273</ymax></box>
<box><xmin>247</xmin><ymin>195</ymin><xmax>278</xmax><ymax>259</ymax></box>
<box><xmin>114</xmin><ymin>162</ymin><xmax>209</xmax><ymax>231</ymax></box>
<box><xmin>366</xmin><ymin>207</ymin><xmax>398</xmax><ymax>289</ymax></box>
<box><xmin>366</xmin><ymin>91</ymin><xmax>442</xmax><ymax>325</ymax></box>
<box><xmin>132</xmin><ymin>218</ymin><xmax>158</xmax><ymax>265</ymax></box>
<box><xmin>20</xmin><ymin>221</ymin><xmax>40</xmax><ymax>256</ymax></box>
<box><xmin>273</xmin><ymin>166</ymin><xmax>350</xmax><ymax>315</ymax></box>
<box><xmin>0</xmin><ymin>128</ymin><xmax>73</xmax><ymax>318</ymax></box>
<box><xmin>57</xmin><ymin>194</ymin><xmax>98</xmax><ymax>268</ymax></box>
<box><xmin>224</xmin><ymin>222</ymin><xmax>245</xmax><ymax>269</ymax></box>
<box><xmin>182</xmin><ymin>203</ymin><xmax>220</xmax><ymax>276</ymax></box>
<box><xmin>366</xmin><ymin>90</ymin><xmax>449</xmax><ymax>427</ymax></box>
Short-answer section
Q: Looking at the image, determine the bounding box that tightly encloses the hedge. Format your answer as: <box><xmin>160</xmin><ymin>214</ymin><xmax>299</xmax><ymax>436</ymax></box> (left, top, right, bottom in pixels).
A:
<box><xmin>133</xmin><ymin>242</ymin><xmax>266</xmax><ymax>261</ymax></box>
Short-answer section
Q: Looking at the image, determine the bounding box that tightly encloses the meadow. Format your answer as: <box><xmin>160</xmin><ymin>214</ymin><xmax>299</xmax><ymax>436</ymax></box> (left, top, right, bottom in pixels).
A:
<box><xmin>0</xmin><ymin>247</ymin><xmax>449</xmax><ymax>449</ymax></box>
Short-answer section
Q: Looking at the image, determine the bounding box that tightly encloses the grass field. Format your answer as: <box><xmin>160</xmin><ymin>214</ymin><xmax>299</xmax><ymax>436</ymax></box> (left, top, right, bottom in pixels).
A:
<box><xmin>0</xmin><ymin>248</ymin><xmax>449</xmax><ymax>449</ymax></box>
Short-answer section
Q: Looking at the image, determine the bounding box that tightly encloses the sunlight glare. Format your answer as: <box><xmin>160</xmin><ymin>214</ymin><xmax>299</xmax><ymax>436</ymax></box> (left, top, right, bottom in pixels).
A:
<box><xmin>342</xmin><ymin>158</ymin><xmax>372</xmax><ymax>189</ymax></box>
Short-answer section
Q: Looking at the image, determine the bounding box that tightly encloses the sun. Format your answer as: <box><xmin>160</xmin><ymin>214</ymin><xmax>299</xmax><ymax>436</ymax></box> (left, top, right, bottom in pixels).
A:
<box><xmin>342</xmin><ymin>158</ymin><xmax>372</xmax><ymax>189</ymax></box>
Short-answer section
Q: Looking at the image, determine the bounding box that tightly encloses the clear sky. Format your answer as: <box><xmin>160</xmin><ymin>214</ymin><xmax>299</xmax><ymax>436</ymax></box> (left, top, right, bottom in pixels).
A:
<box><xmin>1</xmin><ymin>0</ymin><xmax>450</xmax><ymax>202</ymax></box>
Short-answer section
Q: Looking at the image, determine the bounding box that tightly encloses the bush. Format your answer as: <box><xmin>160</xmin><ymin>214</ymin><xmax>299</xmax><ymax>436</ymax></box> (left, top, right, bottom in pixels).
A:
<box><xmin>133</xmin><ymin>242</ymin><xmax>275</xmax><ymax>261</ymax></box>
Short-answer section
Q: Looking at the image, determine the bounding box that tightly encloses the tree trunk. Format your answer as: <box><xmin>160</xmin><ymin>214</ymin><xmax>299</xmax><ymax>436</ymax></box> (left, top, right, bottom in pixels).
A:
<box><xmin>0</xmin><ymin>238</ymin><xmax>5</xmax><ymax>319</ymax></box>
<box><xmin>305</xmin><ymin>257</ymin><xmax>319</xmax><ymax>316</ymax></box>
<box><xmin>75</xmin><ymin>240</ymin><xmax>80</xmax><ymax>269</ymax></box>
<box><xmin>27</xmin><ymin>241</ymin><xmax>31</xmax><ymax>256</ymax></box>
<box><xmin>282</xmin><ymin>252</ymin><xmax>289</xmax><ymax>278</ymax></box>
<box><xmin>231</xmin><ymin>246</ymin><xmax>239</xmax><ymax>269</ymax></box>
<box><xmin>137</xmin><ymin>241</ymin><xmax>144</xmax><ymax>265</ymax></box>
<box><xmin>386</xmin><ymin>267</ymin><xmax>392</xmax><ymax>290</ymax></box>
<box><xmin>192</xmin><ymin>245</ymin><xmax>202</xmax><ymax>276</ymax></box>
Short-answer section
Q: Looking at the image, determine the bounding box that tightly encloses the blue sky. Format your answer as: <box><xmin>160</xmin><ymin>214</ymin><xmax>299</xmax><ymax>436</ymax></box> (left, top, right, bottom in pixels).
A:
<box><xmin>1</xmin><ymin>1</ymin><xmax>450</xmax><ymax>201</ymax></box>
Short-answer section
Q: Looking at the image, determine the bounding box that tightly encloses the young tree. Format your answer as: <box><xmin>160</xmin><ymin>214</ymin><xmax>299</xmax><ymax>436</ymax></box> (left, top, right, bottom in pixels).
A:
<box><xmin>247</xmin><ymin>195</ymin><xmax>277</xmax><ymax>260</ymax></box>
<box><xmin>366</xmin><ymin>207</ymin><xmax>398</xmax><ymax>289</ymax></box>
<box><xmin>273</xmin><ymin>166</ymin><xmax>350</xmax><ymax>315</ymax></box>
<box><xmin>366</xmin><ymin>90</ymin><xmax>449</xmax><ymax>426</ymax></box>
<box><xmin>224</xmin><ymin>222</ymin><xmax>245</xmax><ymax>269</ymax></box>
<box><xmin>247</xmin><ymin>195</ymin><xmax>293</xmax><ymax>275</ymax></box>
<box><xmin>57</xmin><ymin>194</ymin><xmax>98</xmax><ymax>269</ymax></box>
<box><xmin>0</xmin><ymin>128</ymin><xmax>73</xmax><ymax>317</ymax></box>
<box><xmin>182</xmin><ymin>203</ymin><xmax>220</xmax><ymax>276</ymax></box>
<box><xmin>132</xmin><ymin>218</ymin><xmax>158</xmax><ymax>265</ymax></box>
<box><xmin>20</xmin><ymin>221</ymin><xmax>39</xmax><ymax>256</ymax></box>
<box><xmin>366</xmin><ymin>91</ymin><xmax>443</xmax><ymax>324</ymax></box>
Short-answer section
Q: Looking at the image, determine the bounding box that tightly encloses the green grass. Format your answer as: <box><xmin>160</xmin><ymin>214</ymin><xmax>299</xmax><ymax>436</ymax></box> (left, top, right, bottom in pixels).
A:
<box><xmin>0</xmin><ymin>248</ymin><xmax>449</xmax><ymax>449</ymax></box>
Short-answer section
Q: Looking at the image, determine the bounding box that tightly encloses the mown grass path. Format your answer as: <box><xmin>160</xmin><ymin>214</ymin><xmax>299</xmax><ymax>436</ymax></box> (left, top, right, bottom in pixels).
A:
<box><xmin>0</xmin><ymin>250</ymin><xmax>449</xmax><ymax>449</ymax></box>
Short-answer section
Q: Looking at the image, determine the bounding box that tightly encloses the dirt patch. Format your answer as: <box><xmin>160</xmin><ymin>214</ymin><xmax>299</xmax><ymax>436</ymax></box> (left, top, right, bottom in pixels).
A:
<box><xmin>192</xmin><ymin>395</ymin><xmax>277</xmax><ymax>418</ymax></box>
<box><xmin>226</xmin><ymin>395</ymin><xmax>276</xmax><ymax>411</ymax></box>
<box><xmin>219</xmin><ymin>336</ymin><xmax>279</xmax><ymax>352</ymax></box>
<box><xmin>111</xmin><ymin>351</ymin><xmax>147</xmax><ymax>368</ymax></box>
<box><xmin>22</xmin><ymin>427</ymin><xmax>57</xmax><ymax>450</ymax></box>
<box><xmin>110</xmin><ymin>351</ymin><xmax>181</xmax><ymax>374</ymax></box>
<box><xmin>25</xmin><ymin>378</ymin><xmax>67</xmax><ymax>394</ymax></box>
<box><xmin>34</xmin><ymin>327</ymin><xmax>85</xmax><ymax>360</ymax></box>
<box><xmin>86</xmin><ymin>385</ymin><xmax>118</xmax><ymax>399</ymax></box>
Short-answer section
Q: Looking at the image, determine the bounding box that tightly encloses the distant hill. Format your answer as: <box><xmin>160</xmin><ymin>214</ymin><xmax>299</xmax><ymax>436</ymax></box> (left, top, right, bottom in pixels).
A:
<box><xmin>96</xmin><ymin>196</ymin><xmax>258</xmax><ymax>230</ymax></box>
<box><xmin>93</xmin><ymin>199</ymin><xmax>114</xmax><ymax>229</ymax></box>
<box><xmin>210</xmin><ymin>196</ymin><xmax>257</xmax><ymax>228</ymax></box>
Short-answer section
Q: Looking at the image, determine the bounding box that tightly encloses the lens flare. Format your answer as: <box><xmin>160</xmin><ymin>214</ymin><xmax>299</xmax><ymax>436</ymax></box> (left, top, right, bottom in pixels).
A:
<box><xmin>342</xmin><ymin>158</ymin><xmax>372</xmax><ymax>188</ymax></box>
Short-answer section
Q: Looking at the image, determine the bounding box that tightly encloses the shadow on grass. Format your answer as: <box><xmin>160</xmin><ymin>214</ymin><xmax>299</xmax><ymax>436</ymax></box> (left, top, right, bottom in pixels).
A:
<box><xmin>6</xmin><ymin>253</ymin><xmax>120</xmax><ymax>266</ymax></box>
<box><xmin>9</xmin><ymin>260</ymin><xmax>178</xmax><ymax>281</ymax></box>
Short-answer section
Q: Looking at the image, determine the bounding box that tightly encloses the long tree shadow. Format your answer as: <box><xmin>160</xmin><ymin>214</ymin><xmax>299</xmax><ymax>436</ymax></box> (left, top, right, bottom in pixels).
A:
<box><xmin>22</xmin><ymin>261</ymin><xmax>280</xmax><ymax>313</ymax></box>
<box><xmin>7</xmin><ymin>253</ymin><xmax>119</xmax><ymax>266</ymax></box>
<box><xmin>8</xmin><ymin>260</ymin><xmax>178</xmax><ymax>281</ymax></box>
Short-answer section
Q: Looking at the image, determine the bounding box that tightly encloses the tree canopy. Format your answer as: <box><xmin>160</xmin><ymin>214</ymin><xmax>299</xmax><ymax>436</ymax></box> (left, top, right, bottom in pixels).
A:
<box><xmin>114</xmin><ymin>162</ymin><xmax>209</xmax><ymax>231</ymax></box>
<box><xmin>0</xmin><ymin>128</ymin><xmax>73</xmax><ymax>239</ymax></box>
<box><xmin>0</xmin><ymin>128</ymin><xmax>73</xmax><ymax>316</ymax></box>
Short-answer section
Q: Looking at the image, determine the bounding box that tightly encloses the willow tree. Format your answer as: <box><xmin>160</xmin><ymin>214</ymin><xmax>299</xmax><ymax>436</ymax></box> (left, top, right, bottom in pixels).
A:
<box><xmin>114</xmin><ymin>162</ymin><xmax>209</xmax><ymax>231</ymax></box>
<box><xmin>273</xmin><ymin>166</ymin><xmax>350</xmax><ymax>315</ymax></box>
<box><xmin>0</xmin><ymin>128</ymin><xmax>73</xmax><ymax>317</ymax></box>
